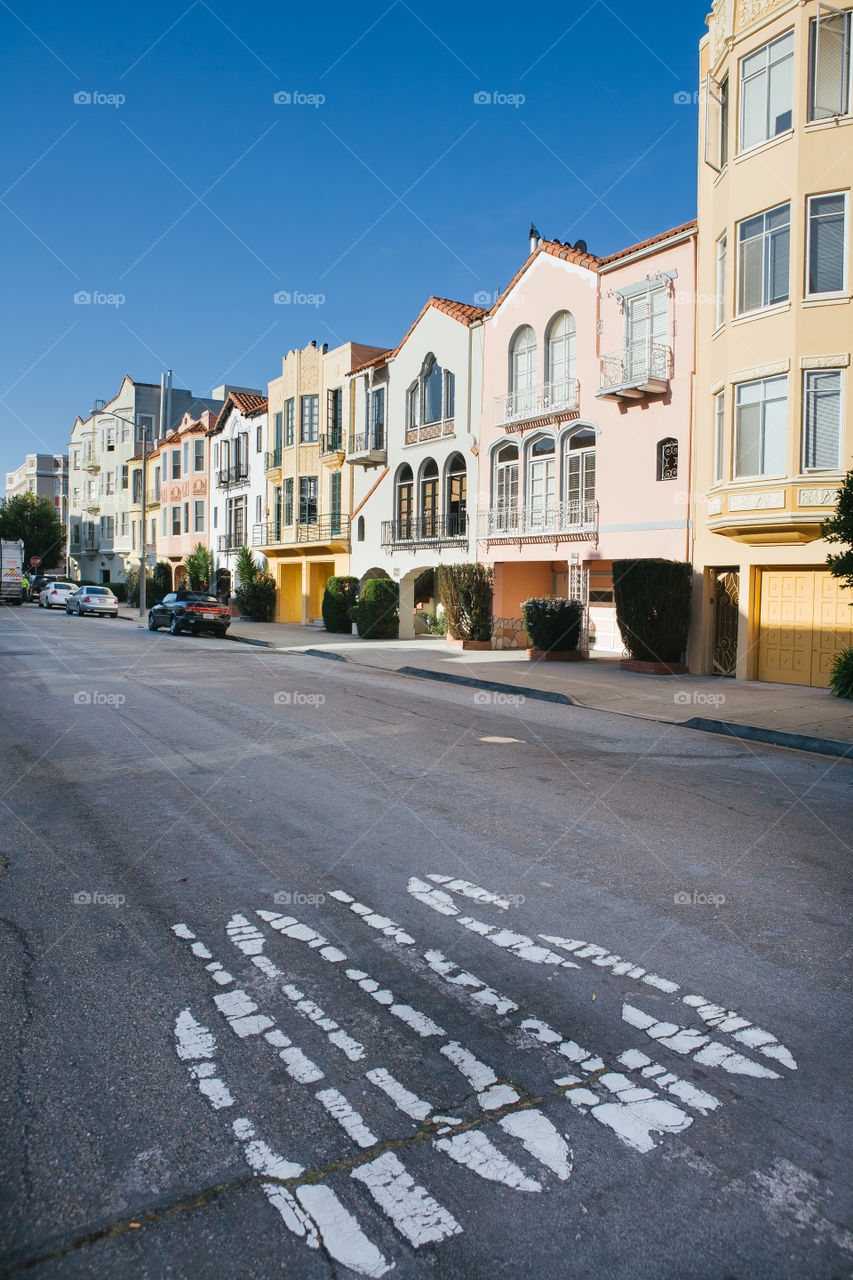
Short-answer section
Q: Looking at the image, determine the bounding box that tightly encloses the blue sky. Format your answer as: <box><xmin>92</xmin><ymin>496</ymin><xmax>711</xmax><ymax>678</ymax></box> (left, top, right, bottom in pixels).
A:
<box><xmin>0</xmin><ymin>0</ymin><xmax>708</xmax><ymax>481</ymax></box>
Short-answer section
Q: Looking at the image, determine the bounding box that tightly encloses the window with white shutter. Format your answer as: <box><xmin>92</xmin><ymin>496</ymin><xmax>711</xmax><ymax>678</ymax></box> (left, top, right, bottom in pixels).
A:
<box><xmin>802</xmin><ymin>371</ymin><xmax>843</xmax><ymax>470</ymax></box>
<box><xmin>809</xmin><ymin>8</ymin><xmax>851</xmax><ymax>120</ymax></box>
<box><xmin>807</xmin><ymin>193</ymin><xmax>847</xmax><ymax>295</ymax></box>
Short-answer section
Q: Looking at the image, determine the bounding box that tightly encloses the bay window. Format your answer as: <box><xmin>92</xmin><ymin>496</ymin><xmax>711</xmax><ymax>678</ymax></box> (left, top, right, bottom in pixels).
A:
<box><xmin>809</xmin><ymin>9</ymin><xmax>851</xmax><ymax>120</ymax></box>
<box><xmin>802</xmin><ymin>370</ymin><xmax>843</xmax><ymax>470</ymax></box>
<box><xmin>807</xmin><ymin>193</ymin><xmax>847</xmax><ymax>296</ymax></box>
<box><xmin>735</xmin><ymin>376</ymin><xmax>787</xmax><ymax>478</ymax></box>
<box><xmin>739</xmin><ymin>31</ymin><xmax>794</xmax><ymax>151</ymax></box>
<box><xmin>737</xmin><ymin>203</ymin><xmax>790</xmax><ymax>314</ymax></box>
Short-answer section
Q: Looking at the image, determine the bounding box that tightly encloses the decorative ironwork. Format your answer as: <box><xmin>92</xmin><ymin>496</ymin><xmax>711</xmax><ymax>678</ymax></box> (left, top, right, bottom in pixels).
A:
<box><xmin>217</xmin><ymin>463</ymin><xmax>249</xmax><ymax>487</ymax></box>
<box><xmin>599</xmin><ymin>344</ymin><xmax>672</xmax><ymax>392</ymax></box>
<box><xmin>568</xmin><ymin>563</ymin><xmax>591</xmax><ymax>651</ymax></box>
<box><xmin>347</xmin><ymin>432</ymin><xmax>385</xmax><ymax>460</ymax></box>
<box><xmin>477</xmin><ymin>501</ymin><xmax>598</xmax><ymax>541</ymax></box>
<box><xmin>265</xmin><ymin>448</ymin><xmax>282</xmax><ymax>471</ymax></box>
<box><xmin>319</xmin><ymin>432</ymin><xmax>344</xmax><ymax>457</ymax></box>
<box><xmin>217</xmin><ymin>532</ymin><xmax>246</xmax><ymax>552</ymax></box>
<box><xmin>493</xmin><ymin>378</ymin><xmax>580</xmax><ymax>428</ymax></box>
<box><xmin>381</xmin><ymin>513</ymin><xmax>469</xmax><ymax>549</ymax></box>
<box><xmin>712</xmin><ymin>569</ymin><xmax>739</xmax><ymax>677</ymax></box>
<box><xmin>658</xmin><ymin>438</ymin><xmax>679</xmax><ymax>481</ymax></box>
<box><xmin>252</xmin><ymin>516</ymin><xmax>350</xmax><ymax>547</ymax></box>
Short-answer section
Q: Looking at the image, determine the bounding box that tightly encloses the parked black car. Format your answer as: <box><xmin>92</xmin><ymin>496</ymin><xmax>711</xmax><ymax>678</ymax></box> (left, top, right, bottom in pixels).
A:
<box><xmin>148</xmin><ymin>590</ymin><xmax>231</xmax><ymax>638</ymax></box>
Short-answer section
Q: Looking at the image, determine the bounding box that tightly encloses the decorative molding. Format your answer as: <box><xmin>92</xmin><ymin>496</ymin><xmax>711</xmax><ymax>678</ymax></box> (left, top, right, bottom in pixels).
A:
<box><xmin>737</xmin><ymin>0</ymin><xmax>787</xmax><ymax>27</ymax></box>
<box><xmin>728</xmin><ymin>489</ymin><xmax>785</xmax><ymax>511</ymax></box>
<box><xmin>707</xmin><ymin>496</ymin><xmax>723</xmax><ymax>515</ymax></box>
<box><xmin>798</xmin><ymin>487</ymin><xmax>840</xmax><ymax>507</ymax></box>
<box><xmin>730</xmin><ymin>359</ymin><xmax>790</xmax><ymax>383</ymax></box>
<box><xmin>800</xmin><ymin>354</ymin><xmax>850</xmax><ymax>370</ymax></box>
<box><xmin>710</xmin><ymin>378</ymin><xmax>725</xmax><ymax>395</ymax></box>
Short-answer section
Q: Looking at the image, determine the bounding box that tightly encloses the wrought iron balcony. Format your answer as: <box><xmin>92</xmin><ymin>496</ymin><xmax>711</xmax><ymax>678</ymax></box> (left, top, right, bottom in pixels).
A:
<box><xmin>320</xmin><ymin>431</ymin><xmax>345</xmax><ymax>459</ymax></box>
<box><xmin>598</xmin><ymin>344</ymin><xmax>672</xmax><ymax>399</ymax></box>
<box><xmin>252</xmin><ymin>515</ymin><xmax>350</xmax><ymax>547</ymax></box>
<box><xmin>477</xmin><ymin>501</ymin><xmax>598</xmax><ymax>542</ymax></box>
<box><xmin>493</xmin><ymin>378</ymin><xmax>580</xmax><ymax>429</ymax></box>
<box><xmin>217</xmin><ymin>462</ymin><xmax>249</xmax><ymax>488</ymax></box>
<box><xmin>82</xmin><ymin>459</ymin><xmax>100</xmax><ymax>474</ymax></box>
<box><xmin>381</xmin><ymin>513</ymin><xmax>469</xmax><ymax>549</ymax></box>
<box><xmin>217</xmin><ymin>532</ymin><xmax>247</xmax><ymax>552</ymax></box>
<box><xmin>144</xmin><ymin>489</ymin><xmax>161</xmax><ymax>507</ymax></box>
<box><xmin>265</xmin><ymin>448</ymin><xmax>282</xmax><ymax>472</ymax></box>
<box><xmin>82</xmin><ymin>533</ymin><xmax>99</xmax><ymax>551</ymax></box>
<box><xmin>347</xmin><ymin>432</ymin><xmax>386</xmax><ymax>465</ymax></box>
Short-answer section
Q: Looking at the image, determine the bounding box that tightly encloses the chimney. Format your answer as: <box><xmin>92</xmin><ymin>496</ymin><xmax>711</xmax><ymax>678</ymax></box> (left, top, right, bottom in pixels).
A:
<box><xmin>529</xmin><ymin>223</ymin><xmax>541</xmax><ymax>255</ymax></box>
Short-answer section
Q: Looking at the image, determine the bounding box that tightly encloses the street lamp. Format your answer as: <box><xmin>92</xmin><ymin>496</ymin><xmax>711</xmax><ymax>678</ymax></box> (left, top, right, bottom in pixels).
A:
<box><xmin>90</xmin><ymin>404</ymin><xmax>154</xmax><ymax>618</ymax></box>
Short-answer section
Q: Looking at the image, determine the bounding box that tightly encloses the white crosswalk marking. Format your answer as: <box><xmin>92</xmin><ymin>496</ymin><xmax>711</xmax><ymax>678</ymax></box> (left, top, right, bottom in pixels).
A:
<box><xmin>351</xmin><ymin>1151</ymin><xmax>462</xmax><ymax>1247</ymax></box>
<box><xmin>622</xmin><ymin>1004</ymin><xmax>781</xmax><ymax>1078</ymax></box>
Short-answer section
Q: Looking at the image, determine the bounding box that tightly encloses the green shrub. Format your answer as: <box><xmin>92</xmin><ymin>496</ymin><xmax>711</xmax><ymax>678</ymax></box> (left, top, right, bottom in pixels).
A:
<box><xmin>185</xmin><ymin>543</ymin><xmax>213</xmax><ymax>591</ymax></box>
<box><xmin>235</xmin><ymin>572</ymin><xmax>276</xmax><ymax>621</ymax></box>
<box><xmin>612</xmin><ymin>559</ymin><xmax>692</xmax><ymax>663</ymax></box>
<box><xmin>829</xmin><ymin>648</ymin><xmax>853</xmax><ymax>699</ymax></box>
<box><xmin>357</xmin><ymin>578</ymin><xmax>398</xmax><ymax>639</ymax></box>
<box><xmin>521</xmin><ymin>597</ymin><xmax>583</xmax><ymax>651</ymax></box>
<box><xmin>107</xmin><ymin>581</ymin><xmax>127</xmax><ymax>602</ymax></box>
<box><xmin>151</xmin><ymin>561</ymin><xmax>172</xmax><ymax>603</ymax></box>
<box><xmin>437</xmin><ymin>563</ymin><xmax>493</xmax><ymax>642</ymax></box>
<box><xmin>322</xmin><ymin>576</ymin><xmax>359</xmax><ymax>633</ymax></box>
<box><xmin>423</xmin><ymin>610</ymin><xmax>448</xmax><ymax>636</ymax></box>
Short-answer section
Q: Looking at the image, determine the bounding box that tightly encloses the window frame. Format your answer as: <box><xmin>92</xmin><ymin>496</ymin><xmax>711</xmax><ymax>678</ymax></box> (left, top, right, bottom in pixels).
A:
<box><xmin>736</xmin><ymin>202</ymin><xmax>791</xmax><ymax>315</ymax></box>
<box><xmin>805</xmin><ymin>191</ymin><xmax>849</xmax><ymax>298</ymax></box>
<box><xmin>194</xmin><ymin>438</ymin><xmax>205</xmax><ymax>472</ymax></box>
<box><xmin>194</xmin><ymin>499</ymin><xmax>205</xmax><ymax>533</ymax></box>
<box><xmin>715</xmin><ymin>233</ymin><xmax>728</xmax><ymax>328</ymax></box>
<box><xmin>738</xmin><ymin>29</ymin><xmax>795</xmax><ymax>153</ymax></box>
<box><xmin>714</xmin><ymin>390</ymin><xmax>726</xmax><ymax>483</ymax></box>
<box><xmin>808</xmin><ymin>8</ymin><xmax>852</xmax><ymax>121</ymax></box>
<box><xmin>734</xmin><ymin>375</ymin><xmax>789</xmax><ymax>479</ymax></box>
<box><xmin>284</xmin><ymin>399</ymin><xmax>295</xmax><ymax>447</ymax></box>
<box><xmin>801</xmin><ymin>368</ymin><xmax>844</xmax><ymax>471</ymax></box>
<box><xmin>300</xmin><ymin>395</ymin><xmax>319</xmax><ymax>443</ymax></box>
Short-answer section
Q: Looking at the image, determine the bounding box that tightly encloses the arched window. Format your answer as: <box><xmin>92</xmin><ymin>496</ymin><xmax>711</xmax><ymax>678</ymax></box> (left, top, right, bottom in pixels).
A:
<box><xmin>511</xmin><ymin>326</ymin><xmax>537</xmax><ymax>416</ymax></box>
<box><xmin>357</xmin><ymin>515</ymin><xmax>365</xmax><ymax>542</ymax></box>
<box><xmin>657</xmin><ymin>437</ymin><xmax>678</xmax><ymax>480</ymax></box>
<box><xmin>420</xmin><ymin>458</ymin><xmax>439</xmax><ymax>536</ymax></box>
<box><xmin>564</xmin><ymin>428</ymin><xmax>596</xmax><ymax>524</ymax></box>
<box><xmin>424</xmin><ymin>357</ymin><xmax>443</xmax><ymax>424</ymax></box>
<box><xmin>445</xmin><ymin>453</ymin><xmax>467</xmax><ymax>536</ymax></box>
<box><xmin>526</xmin><ymin>435</ymin><xmax>555</xmax><ymax>531</ymax></box>
<box><xmin>396</xmin><ymin>464</ymin><xmax>413</xmax><ymax>538</ymax></box>
<box><xmin>492</xmin><ymin>443</ymin><xmax>519</xmax><ymax>534</ymax></box>
<box><xmin>547</xmin><ymin>312</ymin><xmax>576</xmax><ymax>408</ymax></box>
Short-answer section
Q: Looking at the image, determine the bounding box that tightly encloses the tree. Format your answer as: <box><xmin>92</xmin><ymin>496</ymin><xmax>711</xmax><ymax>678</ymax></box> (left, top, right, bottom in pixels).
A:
<box><xmin>185</xmin><ymin>543</ymin><xmax>213</xmax><ymax>591</ymax></box>
<box><xmin>0</xmin><ymin>493</ymin><xmax>65</xmax><ymax>569</ymax></box>
<box><xmin>822</xmin><ymin>471</ymin><xmax>853</xmax><ymax>591</ymax></box>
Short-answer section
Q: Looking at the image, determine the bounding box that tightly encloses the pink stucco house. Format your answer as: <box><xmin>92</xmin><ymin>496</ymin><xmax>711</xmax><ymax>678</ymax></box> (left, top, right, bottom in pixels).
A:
<box><xmin>477</xmin><ymin>222</ymin><xmax>697</xmax><ymax>653</ymax></box>
<box><xmin>155</xmin><ymin>410</ymin><xmax>217</xmax><ymax>587</ymax></box>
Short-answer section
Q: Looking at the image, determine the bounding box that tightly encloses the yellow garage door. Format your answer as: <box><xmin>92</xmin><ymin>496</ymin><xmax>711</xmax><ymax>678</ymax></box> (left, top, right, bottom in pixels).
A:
<box><xmin>278</xmin><ymin>563</ymin><xmax>303</xmax><ymax>624</ymax></box>
<box><xmin>758</xmin><ymin>570</ymin><xmax>853</xmax><ymax>688</ymax></box>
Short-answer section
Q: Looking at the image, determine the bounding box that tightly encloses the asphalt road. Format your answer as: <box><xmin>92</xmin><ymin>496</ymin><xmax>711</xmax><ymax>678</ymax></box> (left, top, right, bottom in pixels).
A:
<box><xmin>1</xmin><ymin>604</ymin><xmax>851</xmax><ymax>1280</ymax></box>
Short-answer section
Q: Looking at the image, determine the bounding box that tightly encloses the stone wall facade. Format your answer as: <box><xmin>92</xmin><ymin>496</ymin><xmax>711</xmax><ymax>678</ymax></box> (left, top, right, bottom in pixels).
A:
<box><xmin>492</xmin><ymin>616</ymin><xmax>529</xmax><ymax>650</ymax></box>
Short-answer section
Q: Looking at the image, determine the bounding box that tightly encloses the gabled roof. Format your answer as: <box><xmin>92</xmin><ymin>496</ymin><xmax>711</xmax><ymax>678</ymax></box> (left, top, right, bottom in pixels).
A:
<box><xmin>599</xmin><ymin>220</ymin><xmax>698</xmax><ymax>267</ymax></box>
<box><xmin>211</xmin><ymin>392</ymin><xmax>268</xmax><ymax>433</ymax></box>
<box><xmin>486</xmin><ymin>239</ymin><xmax>600</xmax><ymax>318</ymax></box>
<box><xmin>348</xmin><ymin>297</ymin><xmax>487</xmax><ymax>376</ymax></box>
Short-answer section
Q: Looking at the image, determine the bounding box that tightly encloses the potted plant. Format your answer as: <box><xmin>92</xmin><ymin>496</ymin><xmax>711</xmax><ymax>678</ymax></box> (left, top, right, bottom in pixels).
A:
<box><xmin>521</xmin><ymin>597</ymin><xmax>587</xmax><ymax>660</ymax></box>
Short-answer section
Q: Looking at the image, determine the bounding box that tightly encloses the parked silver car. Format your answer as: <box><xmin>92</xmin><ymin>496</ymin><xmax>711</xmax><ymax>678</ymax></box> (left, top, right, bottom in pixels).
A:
<box><xmin>39</xmin><ymin>581</ymin><xmax>77</xmax><ymax>609</ymax></box>
<box><xmin>65</xmin><ymin>586</ymin><xmax>119</xmax><ymax>617</ymax></box>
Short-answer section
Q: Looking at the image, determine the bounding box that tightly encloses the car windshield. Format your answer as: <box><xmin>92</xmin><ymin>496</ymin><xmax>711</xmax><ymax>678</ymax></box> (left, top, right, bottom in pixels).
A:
<box><xmin>180</xmin><ymin>593</ymin><xmax>220</xmax><ymax>605</ymax></box>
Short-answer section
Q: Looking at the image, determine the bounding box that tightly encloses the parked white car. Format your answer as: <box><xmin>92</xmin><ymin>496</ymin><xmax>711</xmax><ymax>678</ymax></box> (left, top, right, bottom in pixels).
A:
<box><xmin>39</xmin><ymin>581</ymin><xmax>77</xmax><ymax>609</ymax></box>
<box><xmin>65</xmin><ymin>586</ymin><xmax>119</xmax><ymax>617</ymax></box>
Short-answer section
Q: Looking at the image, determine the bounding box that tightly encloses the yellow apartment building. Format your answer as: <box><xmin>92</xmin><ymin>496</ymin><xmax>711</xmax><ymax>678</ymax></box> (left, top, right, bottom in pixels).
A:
<box><xmin>691</xmin><ymin>0</ymin><xmax>853</xmax><ymax>686</ymax></box>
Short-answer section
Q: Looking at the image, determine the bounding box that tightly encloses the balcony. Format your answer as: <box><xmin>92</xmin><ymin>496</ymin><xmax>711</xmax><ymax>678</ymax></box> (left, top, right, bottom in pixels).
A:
<box><xmin>81</xmin><ymin>533</ymin><xmax>99</xmax><ymax>551</ymax></box>
<box><xmin>265</xmin><ymin>448</ymin><xmax>282</xmax><ymax>473</ymax></box>
<box><xmin>381</xmin><ymin>513</ymin><xmax>469</xmax><ymax>550</ymax></box>
<box><xmin>319</xmin><ymin>432</ymin><xmax>346</xmax><ymax>466</ymax></box>
<box><xmin>83</xmin><ymin>459</ymin><xmax>100</xmax><ymax>474</ymax></box>
<box><xmin>597</xmin><ymin>344</ymin><xmax>672</xmax><ymax>400</ymax></box>
<box><xmin>477</xmin><ymin>501</ymin><xmax>598</xmax><ymax>544</ymax></box>
<box><xmin>493</xmin><ymin>379</ymin><xmax>580</xmax><ymax>431</ymax></box>
<box><xmin>347</xmin><ymin>432</ymin><xmax>386</xmax><ymax>466</ymax></box>
<box><xmin>144</xmin><ymin>489</ymin><xmax>161</xmax><ymax>507</ymax></box>
<box><xmin>217</xmin><ymin>462</ymin><xmax>249</xmax><ymax>488</ymax></box>
<box><xmin>253</xmin><ymin>515</ymin><xmax>350</xmax><ymax>548</ymax></box>
<box><xmin>217</xmin><ymin>532</ymin><xmax>247</xmax><ymax>552</ymax></box>
<box><xmin>405</xmin><ymin>418</ymin><xmax>455</xmax><ymax>446</ymax></box>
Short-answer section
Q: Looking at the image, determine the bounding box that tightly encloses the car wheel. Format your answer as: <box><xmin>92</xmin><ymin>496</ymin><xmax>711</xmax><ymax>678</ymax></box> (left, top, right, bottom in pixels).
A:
<box><xmin>38</xmin><ymin>599</ymin><xmax>44</xmax><ymax>608</ymax></box>
<box><xmin>169</xmin><ymin>615</ymin><xmax>182</xmax><ymax>636</ymax></box>
<box><xmin>75</xmin><ymin>603</ymin><xmax>82</xmax><ymax>616</ymax></box>
<box><xmin>216</xmin><ymin>629</ymin><xmax>228</xmax><ymax>639</ymax></box>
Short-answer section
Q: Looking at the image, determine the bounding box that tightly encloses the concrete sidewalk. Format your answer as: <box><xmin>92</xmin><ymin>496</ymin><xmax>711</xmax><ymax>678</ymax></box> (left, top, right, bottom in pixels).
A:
<box><xmin>118</xmin><ymin>607</ymin><xmax>853</xmax><ymax>756</ymax></box>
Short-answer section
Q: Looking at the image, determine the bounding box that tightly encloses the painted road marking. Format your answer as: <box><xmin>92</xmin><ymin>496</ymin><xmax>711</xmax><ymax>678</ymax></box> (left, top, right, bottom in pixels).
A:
<box><xmin>351</xmin><ymin>1151</ymin><xmax>462</xmax><ymax>1247</ymax></box>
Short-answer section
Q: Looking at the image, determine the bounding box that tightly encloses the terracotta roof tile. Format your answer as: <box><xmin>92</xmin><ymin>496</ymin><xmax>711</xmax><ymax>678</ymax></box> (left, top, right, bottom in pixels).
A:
<box><xmin>348</xmin><ymin>297</ymin><xmax>486</xmax><ymax>375</ymax></box>
<box><xmin>599</xmin><ymin>220</ymin><xmax>698</xmax><ymax>266</ymax></box>
<box><xmin>211</xmin><ymin>392</ymin><xmax>268</xmax><ymax>432</ymax></box>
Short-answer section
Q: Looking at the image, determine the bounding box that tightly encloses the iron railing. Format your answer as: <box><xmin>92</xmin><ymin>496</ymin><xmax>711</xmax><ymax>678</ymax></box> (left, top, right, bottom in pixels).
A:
<box><xmin>265</xmin><ymin>448</ymin><xmax>282</xmax><ymax>471</ymax></box>
<box><xmin>144</xmin><ymin>489</ymin><xmax>161</xmax><ymax>506</ymax></box>
<box><xmin>477</xmin><ymin>501</ymin><xmax>598</xmax><ymax>540</ymax></box>
<box><xmin>320</xmin><ymin>431</ymin><xmax>345</xmax><ymax>456</ymax></box>
<box><xmin>252</xmin><ymin>515</ymin><xmax>350</xmax><ymax>547</ymax></box>
<box><xmin>493</xmin><ymin>378</ymin><xmax>579</xmax><ymax>427</ymax></box>
<box><xmin>217</xmin><ymin>462</ymin><xmax>249</xmax><ymax>487</ymax></box>
<box><xmin>599</xmin><ymin>344</ymin><xmax>672</xmax><ymax>392</ymax></box>
<box><xmin>347</xmin><ymin>431</ymin><xmax>386</xmax><ymax>460</ymax></box>
<box><xmin>381</xmin><ymin>513</ymin><xmax>469</xmax><ymax>548</ymax></box>
<box><xmin>217</xmin><ymin>531</ymin><xmax>246</xmax><ymax>552</ymax></box>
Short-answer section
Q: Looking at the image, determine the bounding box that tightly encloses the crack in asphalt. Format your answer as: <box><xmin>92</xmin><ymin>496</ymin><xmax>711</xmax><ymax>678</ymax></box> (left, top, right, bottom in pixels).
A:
<box><xmin>1</xmin><ymin>1074</ymin><xmax>601</xmax><ymax>1276</ymax></box>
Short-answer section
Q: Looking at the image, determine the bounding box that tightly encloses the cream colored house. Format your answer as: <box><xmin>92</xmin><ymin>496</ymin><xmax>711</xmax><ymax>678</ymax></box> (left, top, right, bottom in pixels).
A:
<box><xmin>691</xmin><ymin>0</ymin><xmax>853</xmax><ymax>687</ymax></box>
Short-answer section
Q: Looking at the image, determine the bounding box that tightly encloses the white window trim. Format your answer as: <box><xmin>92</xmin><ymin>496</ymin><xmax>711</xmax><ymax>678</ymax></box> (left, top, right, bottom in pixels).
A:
<box><xmin>805</xmin><ymin>190</ymin><xmax>849</xmax><ymax>299</ymax></box>
<box><xmin>735</xmin><ymin>202</ymin><xmax>791</xmax><ymax>317</ymax></box>
<box><xmin>801</xmin><ymin>368</ymin><xmax>845</xmax><ymax>471</ymax></box>
<box><xmin>733</xmin><ymin>376</ymin><xmax>789</xmax><ymax>481</ymax></box>
<box><xmin>737</xmin><ymin>29</ymin><xmax>795</xmax><ymax>155</ymax></box>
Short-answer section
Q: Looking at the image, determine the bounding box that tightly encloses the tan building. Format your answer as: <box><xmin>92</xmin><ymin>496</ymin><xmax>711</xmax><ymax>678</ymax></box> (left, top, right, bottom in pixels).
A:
<box><xmin>691</xmin><ymin>0</ymin><xmax>853</xmax><ymax>687</ymax></box>
<box><xmin>257</xmin><ymin>339</ymin><xmax>384</xmax><ymax>623</ymax></box>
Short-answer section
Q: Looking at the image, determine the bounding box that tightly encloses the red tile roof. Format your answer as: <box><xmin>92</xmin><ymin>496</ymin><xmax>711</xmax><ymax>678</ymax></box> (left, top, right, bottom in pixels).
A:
<box><xmin>348</xmin><ymin>297</ymin><xmax>486</xmax><ymax>375</ymax></box>
<box><xmin>211</xmin><ymin>392</ymin><xmax>268</xmax><ymax>432</ymax></box>
<box><xmin>486</xmin><ymin>240</ymin><xmax>600</xmax><ymax>317</ymax></box>
<box><xmin>599</xmin><ymin>220</ymin><xmax>698</xmax><ymax>266</ymax></box>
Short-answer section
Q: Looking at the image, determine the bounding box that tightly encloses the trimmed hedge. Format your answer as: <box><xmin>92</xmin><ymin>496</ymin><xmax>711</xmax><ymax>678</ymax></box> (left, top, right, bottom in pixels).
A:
<box><xmin>612</xmin><ymin>558</ymin><xmax>692</xmax><ymax>663</ymax></box>
<box><xmin>235</xmin><ymin>573</ymin><xmax>276</xmax><ymax>621</ymax></box>
<box><xmin>829</xmin><ymin>648</ymin><xmax>853</xmax><ymax>699</ymax></box>
<box><xmin>521</xmin><ymin>597</ymin><xmax>582</xmax><ymax>651</ymax></box>
<box><xmin>356</xmin><ymin>578</ymin><xmax>399</xmax><ymax>639</ymax></box>
<box><xmin>437</xmin><ymin>563</ymin><xmax>493</xmax><ymax>642</ymax></box>
<box><xmin>322</xmin><ymin>576</ymin><xmax>359</xmax><ymax>633</ymax></box>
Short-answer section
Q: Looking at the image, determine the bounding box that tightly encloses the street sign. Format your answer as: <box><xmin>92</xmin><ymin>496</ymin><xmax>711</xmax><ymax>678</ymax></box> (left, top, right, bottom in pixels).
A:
<box><xmin>30</xmin><ymin>555</ymin><xmax>41</xmax><ymax>567</ymax></box>
<box><xmin>145</xmin><ymin>554</ymin><xmax>156</xmax><ymax>568</ymax></box>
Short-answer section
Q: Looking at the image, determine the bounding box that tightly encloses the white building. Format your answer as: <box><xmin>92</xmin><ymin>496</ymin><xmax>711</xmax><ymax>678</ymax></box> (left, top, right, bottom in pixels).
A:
<box><xmin>347</xmin><ymin>297</ymin><xmax>485</xmax><ymax>636</ymax></box>
<box><xmin>5</xmin><ymin>453</ymin><xmax>68</xmax><ymax>525</ymax></box>
<box><xmin>208</xmin><ymin>391</ymin><xmax>268</xmax><ymax>592</ymax></box>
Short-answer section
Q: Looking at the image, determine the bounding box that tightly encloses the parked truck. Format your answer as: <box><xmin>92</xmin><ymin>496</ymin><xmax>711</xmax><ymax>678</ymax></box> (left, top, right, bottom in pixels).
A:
<box><xmin>0</xmin><ymin>540</ymin><xmax>24</xmax><ymax>604</ymax></box>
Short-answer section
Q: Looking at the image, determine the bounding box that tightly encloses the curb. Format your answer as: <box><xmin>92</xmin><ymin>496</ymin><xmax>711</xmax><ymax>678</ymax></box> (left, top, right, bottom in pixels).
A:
<box><xmin>681</xmin><ymin>716</ymin><xmax>853</xmax><ymax>761</ymax></box>
<box><xmin>395</xmin><ymin>665</ymin><xmax>575</xmax><ymax>706</ymax></box>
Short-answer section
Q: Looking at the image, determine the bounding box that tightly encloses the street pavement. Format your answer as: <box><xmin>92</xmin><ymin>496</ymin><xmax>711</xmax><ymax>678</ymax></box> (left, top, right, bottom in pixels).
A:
<box><xmin>1</xmin><ymin>604</ymin><xmax>851</xmax><ymax>1279</ymax></box>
